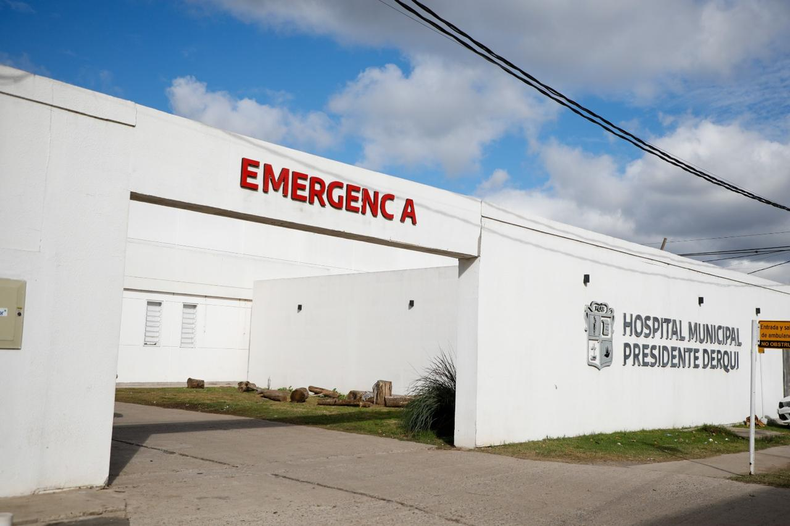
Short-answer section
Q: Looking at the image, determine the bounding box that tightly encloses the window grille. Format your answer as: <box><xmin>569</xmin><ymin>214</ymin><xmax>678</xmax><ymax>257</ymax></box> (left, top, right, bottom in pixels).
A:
<box><xmin>181</xmin><ymin>304</ymin><xmax>197</xmax><ymax>348</ymax></box>
<box><xmin>144</xmin><ymin>301</ymin><xmax>162</xmax><ymax>346</ymax></box>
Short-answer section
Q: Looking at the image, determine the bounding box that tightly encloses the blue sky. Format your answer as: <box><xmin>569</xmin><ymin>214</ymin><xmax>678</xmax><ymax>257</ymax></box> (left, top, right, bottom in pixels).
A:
<box><xmin>3</xmin><ymin>1</ymin><xmax>790</xmax><ymax>278</ymax></box>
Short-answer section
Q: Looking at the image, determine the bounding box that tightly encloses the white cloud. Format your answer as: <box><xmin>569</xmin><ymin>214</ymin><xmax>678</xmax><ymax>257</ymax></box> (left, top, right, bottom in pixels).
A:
<box><xmin>328</xmin><ymin>56</ymin><xmax>554</xmax><ymax>174</ymax></box>
<box><xmin>3</xmin><ymin>1</ymin><xmax>35</xmax><ymax>14</ymax></box>
<box><xmin>0</xmin><ymin>52</ymin><xmax>49</xmax><ymax>76</ymax></box>
<box><xmin>479</xmin><ymin>121</ymin><xmax>790</xmax><ymax>279</ymax></box>
<box><xmin>166</xmin><ymin>76</ymin><xmax>337</xmax><ymax>151</ymax></box>
<box><xmin>476</xmin><ymin>169</ymin><xmax>510</xmax><ymax>195</ymax></box>
<box><xmin>197</xmin><ymin>0</ymin><xmax>790</xmax><ymax>95</ymax></box>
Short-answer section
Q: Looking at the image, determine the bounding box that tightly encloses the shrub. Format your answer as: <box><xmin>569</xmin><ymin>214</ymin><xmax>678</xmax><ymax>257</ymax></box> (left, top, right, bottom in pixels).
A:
<box><xmin>403</xmin><ymin>350</ymin><xmax>456</xmax><ymax>440</ymax></box>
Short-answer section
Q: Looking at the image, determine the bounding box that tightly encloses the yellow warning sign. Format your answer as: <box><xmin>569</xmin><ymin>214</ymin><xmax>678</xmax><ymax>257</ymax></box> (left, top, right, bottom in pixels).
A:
<box><xmin>758</xmin><ymin>321</ymin><xmax>790</xmax><ymax>353</ymax></box>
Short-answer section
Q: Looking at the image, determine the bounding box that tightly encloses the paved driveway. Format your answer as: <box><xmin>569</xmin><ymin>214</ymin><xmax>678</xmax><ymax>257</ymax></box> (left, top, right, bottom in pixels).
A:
<box><xmin>102</xmin><ymin>402</ymin><xmax>790</xmax><ymax>525</ymax></box>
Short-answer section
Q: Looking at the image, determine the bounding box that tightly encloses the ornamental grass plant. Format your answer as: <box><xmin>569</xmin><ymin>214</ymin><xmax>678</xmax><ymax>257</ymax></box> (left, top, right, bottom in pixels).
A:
<box><xmin>403</xmin><ymin>350</ymin><xmax>456</xmax><ymax>442</ymax></box>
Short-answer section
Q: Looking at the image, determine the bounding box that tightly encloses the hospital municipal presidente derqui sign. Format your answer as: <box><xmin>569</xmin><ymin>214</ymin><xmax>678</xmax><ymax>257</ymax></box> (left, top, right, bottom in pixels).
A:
<box><xmin>585</xmin><ymin>301</ymin><xmax>742</xmax><ymax>373</ymax></box>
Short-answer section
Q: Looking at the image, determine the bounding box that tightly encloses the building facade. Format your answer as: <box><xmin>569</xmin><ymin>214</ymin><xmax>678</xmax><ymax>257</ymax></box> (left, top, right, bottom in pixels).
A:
<box><xmin>2</xmin><ymin>66</ymin><xmax>788</xmax><ymax>498</ymax></box>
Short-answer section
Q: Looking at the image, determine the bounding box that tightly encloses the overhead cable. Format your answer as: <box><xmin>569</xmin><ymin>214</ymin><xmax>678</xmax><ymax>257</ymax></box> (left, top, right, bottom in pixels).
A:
<box><xmin>748</xmin><ymin>259</ymin><xmax>790</xmax><ymax>275</ymax></box>
<box><xmin>390</xmin><ymin>0</ymin><xmax>790</xmax><ymax>213</ymax></box>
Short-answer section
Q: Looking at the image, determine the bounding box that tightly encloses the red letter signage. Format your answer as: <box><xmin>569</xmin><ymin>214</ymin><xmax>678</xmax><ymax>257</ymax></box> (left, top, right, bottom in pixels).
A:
<box><xmin>239</xmin><ymin>158</ymin><xmax>417</xmax><ymax>226</ymax></box>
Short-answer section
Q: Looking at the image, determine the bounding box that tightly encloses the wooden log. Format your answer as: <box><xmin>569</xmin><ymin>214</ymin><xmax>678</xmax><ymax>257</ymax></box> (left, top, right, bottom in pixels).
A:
<box><xmin>318</xmin><ymin>399</ymin><xmax>364</xmax><ymax>407</ymax></box>
<box><xmin>373</xmin><ymin>380</ymin><xmax>392</xmax><ymax>406</ymax></box>
<box><xmin>384</xmin><ymin>395</ymin><xmax>413</xmax><ymax>408</ymax></box>
<box><xmin>186</xmin><ymin>378</ymin><xmax>204</xmax><ymax>389</ymax></box>
<box><xmin>237</xmin><ymin>381</ymin><xmax>257</xmax><ymax>392</ymax></box>
<box><xmin>290</xmin><ymin>387</ymin><xmax>310</xmax><ymax>403</ymax></box>
<box><xmin>258</xmin><ymin>389</ymin><xmax>288</xmax><ymax>402</ymax></box>
<box><xmin>347</xmin><ymin>390</ymin><xmax>366</xmax><ymax>401</ymax></box>
<box><xmin>308</xmin><ymin>386</ymin><xmax>339</xmax><ymax>398</ymax></box>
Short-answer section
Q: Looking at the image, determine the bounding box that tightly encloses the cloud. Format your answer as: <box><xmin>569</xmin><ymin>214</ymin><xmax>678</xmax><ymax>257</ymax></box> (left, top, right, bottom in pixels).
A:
<box><xmin>3</xmin><ymin>0</ymin><xmax>35</xmax><ymax>14</ymax></box>
<box><xmin>166</xmin><ymin>76</ymin><xmax>337</xmax><ymax>151</ymax></box>
<box><xmin>0</xmin><ymin>52</ymin><xmax>49</xmax><ymax>76</ymax></box>
<box><xmin>197</xmin><ymin>0</ymin><xmax>790</xmax><ymax>95</ymax></box>
<box><xmin>328</xmin><ymin>56</ymin><xmax>554</xmax><ymax>174</ymax></box>
<box><xmin>479</xmin><ymin>121</ymin><xmax>790</xmax><ymax>279</ymax></box>
<box><xmin>476</xmin><ymin>169</ymin><xmax>510</xmax><ymax>195</ymax></box>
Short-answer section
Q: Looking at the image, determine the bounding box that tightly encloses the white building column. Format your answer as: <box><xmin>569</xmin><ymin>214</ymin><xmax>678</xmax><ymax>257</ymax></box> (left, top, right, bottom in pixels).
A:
<box><xmin>454</xmin><ymin>256</ymin><xmax>481</xmax><ymax>448</ymax></box>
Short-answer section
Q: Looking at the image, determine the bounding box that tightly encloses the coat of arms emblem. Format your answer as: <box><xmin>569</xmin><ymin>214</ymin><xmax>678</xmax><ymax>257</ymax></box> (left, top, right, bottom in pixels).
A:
<box><xmin>585</xmin><ymin>302</ymin><xmax>614</xmax><ymax>370</ymax></box>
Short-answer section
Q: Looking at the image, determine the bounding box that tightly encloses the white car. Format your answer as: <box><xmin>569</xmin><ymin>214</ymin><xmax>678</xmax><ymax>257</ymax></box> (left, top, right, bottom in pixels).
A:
<box><xmin>778</xmin><ymin>396</ymin><xmax>790</xmax><ymax>425</ymax></box>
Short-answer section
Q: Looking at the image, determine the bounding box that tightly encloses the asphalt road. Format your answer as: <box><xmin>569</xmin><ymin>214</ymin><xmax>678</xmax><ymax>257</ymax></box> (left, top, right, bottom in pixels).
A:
<box><xmin>94</xmin><ymin>402</ymin><xmax>790</xmax><ymax>525</ymax></box>
<box><xmin>6</xmin><ymin>402</ymin><xmax>788</xmax><ymax>525</ymax></box>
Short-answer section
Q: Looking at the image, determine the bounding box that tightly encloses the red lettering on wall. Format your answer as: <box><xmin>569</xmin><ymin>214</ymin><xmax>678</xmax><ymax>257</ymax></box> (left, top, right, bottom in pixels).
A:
<box><xmin>263</xmin><ymin>164</ymin><xmax>290</xmax><ymax>197</ymax></box>
<box><xmin>309</xmin><ymin>177</ymin><xmax>327</xmax><ymax>207</ymax></box>
<box><xmin>345</xmin><ymin>184</ymin><xmax>361</xmax><ymax>213</ymax></box>
<box><xmin>380</xmin><ymin>194</ymin><xmax>395</xmax><ymax>220</ymax></box>
<box><xmin>239</xmin><ymin>158</ymin><xmax>417</xmax><ymax>226</ymax></box>
<box><xmin>291</xmin><ymin>171</ymin><xmax>308</xmax><ymax>202</ymax></box>
<box><xmin>400</xmin><ymin>198</ymin><xmax>417</xmax><ymax>225</ymax></box>
<box><xmin>361</xmin><ymin>189</ymin><xmax>379</xmax><ymax>217</ymax></box>
<box><xmin>240</xmin><ymin>158</ymin><xmax>259</xmax><ymax>191</ymax></box>
<box><xmin>327</xmin><ymin>181</ymin><xmax>344</xmax><ymax>209</ymax></box>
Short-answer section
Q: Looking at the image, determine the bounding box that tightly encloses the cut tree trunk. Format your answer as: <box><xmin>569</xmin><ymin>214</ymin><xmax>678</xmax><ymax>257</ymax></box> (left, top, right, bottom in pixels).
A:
<box><xmin>373</xmin><ymin>380</ymin><xmax>392</xmax><ymax>406</ymax></box>
<box><xmin>186</xmin><ymin>378</ymin><xmax>204</xmax><ymax>389</ymax></box>
<box><xmin>258</xmin><ymin>389</ymin><xmax>288</xmax><ymax>402</ymax></box>
<box><xmin>290</xmin><ymin>387</ymin><xmax>310</xmax><ymax>403</ymax></box>
<box><xmin>318</xmin><ymin>399</ymin><xmax>365</xmax><ymax>407</ymax></box>
<box><xmin>347</xmin><ymin>390</ymin><xmax>367</xmax><ymax>401</ymax></box>
<box><xmin>384</xmin><ymin>396</ymin><xmax>413</xmax><ymax>408</ymax></box>
<box><xmin>308</xmin><ymin>386</ymin><xmax>339</xmax><ymax>398</ymax></box>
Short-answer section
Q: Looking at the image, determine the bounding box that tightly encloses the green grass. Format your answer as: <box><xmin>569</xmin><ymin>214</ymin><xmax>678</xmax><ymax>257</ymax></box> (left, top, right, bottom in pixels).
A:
<box><xmin>484</xmin><ymin>424</ymin><xmax>790</xmax><ymax>464</ymax></box>
<box><xmin>116</xmin><ymin>388</ymin><xmax>790</xmax><ymax>465</ymax></box>
<box><xmin>733</xmin><ymin>468</ymin><xmax>790</xmax><ymax>489</ymax></box>
<box><xmin>115</xmin><ymin>387</ymin><xmax>447</xmax><ymax>446</ymax></box>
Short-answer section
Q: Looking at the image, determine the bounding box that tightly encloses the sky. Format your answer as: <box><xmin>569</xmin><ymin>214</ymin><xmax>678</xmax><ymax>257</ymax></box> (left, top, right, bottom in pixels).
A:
<box><xmin>3</xmin><ymin>0</ymin><xmax>790</xmax><ymax>280</ymax></box>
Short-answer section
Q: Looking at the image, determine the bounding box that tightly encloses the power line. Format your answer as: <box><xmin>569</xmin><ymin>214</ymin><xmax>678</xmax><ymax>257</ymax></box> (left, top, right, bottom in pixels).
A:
<box><xmin>680</xmin><ymin>244</ymin><xmax>790</xmax><ymax>257</ymax></box>
<box><xmin>748</xmin><ymin>259</ymin><xmax>790</xmax><ymax>275</ymax></box>
<box><xmin>374</xmin><ymin>0</ymin><xmax>456</xmax><ymax>45</ymax></box>
<box><xmin>703</xmin><ymin>250</ymin><xmax>790</xmax><ymax>263</ymax></box>
<box><xmin>391</xmin><ymin>0</ymin><xmax>790</xmax><ymax>213</ymax></box>
<box><xmin>644</xmin><ymin>229</ymin><xmax>790</xmax><ymax>245</ymax></box>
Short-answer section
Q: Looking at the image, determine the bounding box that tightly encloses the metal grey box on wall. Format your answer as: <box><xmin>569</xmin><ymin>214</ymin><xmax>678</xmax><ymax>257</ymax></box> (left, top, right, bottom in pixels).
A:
<box><xmin>0</xmin><ymin>279</ymin><xmax>26</xmax><ymax>349</ymax></box>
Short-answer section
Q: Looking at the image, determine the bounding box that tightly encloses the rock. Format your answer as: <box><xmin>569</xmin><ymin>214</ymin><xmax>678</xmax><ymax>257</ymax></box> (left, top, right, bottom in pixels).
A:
<box><xmin>361</xmin><ymin>391</ymin><xmax>374</xmax><ymax>403</ymax></box>
<box><xmin>290</xmin><ymin>387</ymin><xmax>310</xmax><ymax>403</ymax></box>
<box><xmin>186</xmin><ymin>378</ymin><xmax>204</xmax><ymax>389</ymax></box>
<box><xmin>237</xmin><ymin>381</ymin><xmax>257</xmax><ymax>392</ymax></box>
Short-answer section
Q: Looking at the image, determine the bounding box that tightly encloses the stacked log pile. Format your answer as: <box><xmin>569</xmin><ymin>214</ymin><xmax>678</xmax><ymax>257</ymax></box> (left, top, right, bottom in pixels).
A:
<box><xmin>246</xmin><ymin>379</ymin><xmax>413</xmax><ymax>408</ymax></box>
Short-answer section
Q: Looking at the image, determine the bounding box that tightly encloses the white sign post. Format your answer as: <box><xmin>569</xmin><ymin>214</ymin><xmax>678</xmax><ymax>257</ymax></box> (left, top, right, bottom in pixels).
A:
<box><xmin>749</xmin><ymin>320</ymin><xmax>758</xmax><ymax>475</ymax></box>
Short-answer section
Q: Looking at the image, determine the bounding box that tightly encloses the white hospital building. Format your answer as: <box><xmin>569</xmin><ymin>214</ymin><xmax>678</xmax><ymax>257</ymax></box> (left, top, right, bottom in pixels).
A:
<box><xmin>2</xmin><ymin>65</ymin><xmax>789</xmax><ymax>497</ymax></box>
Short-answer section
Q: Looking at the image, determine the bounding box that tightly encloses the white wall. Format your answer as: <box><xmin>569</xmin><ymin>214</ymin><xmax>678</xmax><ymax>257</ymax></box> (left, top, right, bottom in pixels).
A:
<box><xmin>0</xmin><ymin>68</ymin><xmax>134</xmax><ymax>496</ymax></box>
<box><xmin>456</xmin><ymin>203</ymin><xmax>790</xmax><ymax>447</ymax></box>
<box><xmin>117</xmin><ymin>201</ymin><xmax>456</xmax><ymax>383</ymax></box>
<box><xmin>249</xmin><ymin>267</ymin><xmax>458</xmax><ymax>395</ymax></box>
<box><xmin>0</xmin><ymin>66</ymin><xmax>477</xmax><ymax>497</ymax></box>
<box><xmin>117</xmin><ymin>291</ymin><xmax>251</xmax><ymax>383</ymax></box>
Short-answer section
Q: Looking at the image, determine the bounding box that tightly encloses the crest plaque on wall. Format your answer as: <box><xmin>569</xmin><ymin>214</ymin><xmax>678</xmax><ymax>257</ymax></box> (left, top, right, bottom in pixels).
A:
<box><xmin>585</xmin><ymin>302</ymin><xmax>614</xmax><ymax>370</ymax></box>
